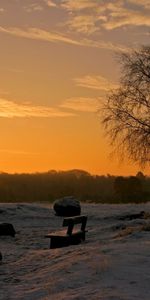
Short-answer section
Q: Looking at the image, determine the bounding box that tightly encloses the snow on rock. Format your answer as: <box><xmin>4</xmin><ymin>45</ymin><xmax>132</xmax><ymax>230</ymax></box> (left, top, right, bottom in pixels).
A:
<box><xmin>53</xmin><ymin>196</ymin><xmax>81</xmax><ymax>217</ymax></box>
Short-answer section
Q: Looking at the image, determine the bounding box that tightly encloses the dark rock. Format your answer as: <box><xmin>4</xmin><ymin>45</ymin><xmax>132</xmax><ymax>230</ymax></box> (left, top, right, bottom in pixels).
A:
<box><xmin>53</xmin><ymin>196</ymin><xmax>81</xmax><ymax>217</ymax></box>
<box><xmin>0</xmin><ymin>223</ymin><xmax>16</xmax><ymax>237</ymax></box>
<box><xmin>0</xmin><ymin>252</ymin><xmax>2</xmax><ymax>260</ymax></box>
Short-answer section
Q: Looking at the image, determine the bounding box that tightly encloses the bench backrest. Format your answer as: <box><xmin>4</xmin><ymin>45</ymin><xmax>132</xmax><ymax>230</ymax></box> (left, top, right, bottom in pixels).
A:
<box><xmin>63</xmin><ymin>215</ymin><xmax>87</xmax><ymax>235</ymax></box>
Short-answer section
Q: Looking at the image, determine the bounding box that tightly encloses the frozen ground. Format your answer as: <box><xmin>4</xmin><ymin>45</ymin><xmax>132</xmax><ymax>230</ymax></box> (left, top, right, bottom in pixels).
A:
<box><xmin>0</xmin><ymin>202</ymin><xmax>150</xmax><ymax>300</ymax></box>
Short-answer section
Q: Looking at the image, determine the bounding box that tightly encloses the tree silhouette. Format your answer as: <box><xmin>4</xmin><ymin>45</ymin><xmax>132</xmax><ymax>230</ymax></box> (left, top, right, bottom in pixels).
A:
<box><xmin>102</xmin><ymin>46</ymin><xmax>150</xmax><ymax>166</ymax></box>
<box><xmin>114</xmin><ymin>176</ymin><xmax>143</xmax><ymax>202</ymax></box>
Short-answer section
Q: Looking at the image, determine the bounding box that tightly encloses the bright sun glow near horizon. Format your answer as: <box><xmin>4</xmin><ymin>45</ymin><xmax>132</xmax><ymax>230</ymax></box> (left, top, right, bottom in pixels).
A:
<box><xmin>0</xmin><ymin>0</ymin><xmax>149</xmax><ymax>176</ymax></box>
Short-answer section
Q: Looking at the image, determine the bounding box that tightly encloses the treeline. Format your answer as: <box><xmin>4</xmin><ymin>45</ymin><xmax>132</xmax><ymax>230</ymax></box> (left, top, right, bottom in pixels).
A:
<box><xmin>0</xmin><ymin>169</ymin><xmax>149</xmax><ymax>203</ymax></box>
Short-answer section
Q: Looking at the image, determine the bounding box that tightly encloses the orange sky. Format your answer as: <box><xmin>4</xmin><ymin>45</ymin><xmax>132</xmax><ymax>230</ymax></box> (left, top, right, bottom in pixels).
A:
<box><xmin>0</xmin><ymin>0</ymin><xmax>149</xmax><ymax>175</ymax></box>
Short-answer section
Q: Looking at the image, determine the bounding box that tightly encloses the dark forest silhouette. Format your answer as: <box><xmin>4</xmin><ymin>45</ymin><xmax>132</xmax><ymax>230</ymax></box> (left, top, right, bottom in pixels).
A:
<box><xmin>0</xmin><ymin>169</ymin><xmax>149</xmax><ymax>203</ymax></box>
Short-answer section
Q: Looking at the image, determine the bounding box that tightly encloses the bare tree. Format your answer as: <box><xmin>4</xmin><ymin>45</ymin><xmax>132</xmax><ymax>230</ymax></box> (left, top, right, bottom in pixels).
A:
<box><xmin>102</xmin><ymin>46</ymin><xmax>150</xmax><ymax>166</ymax></box>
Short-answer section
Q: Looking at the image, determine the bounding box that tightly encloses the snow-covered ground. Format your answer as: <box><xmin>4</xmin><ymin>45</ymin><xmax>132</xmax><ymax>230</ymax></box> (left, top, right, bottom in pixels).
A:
<box><xmin>0</xmin><ymin>202</ymin><xmax>150</xmax><ymax>300</ymax></box>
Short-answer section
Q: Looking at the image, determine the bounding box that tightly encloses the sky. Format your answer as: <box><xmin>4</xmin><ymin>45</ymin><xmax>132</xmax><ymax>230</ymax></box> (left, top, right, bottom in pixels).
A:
<box><xmin>0</xmin><ymin>0</ymin><xmax>149</xmax><ymax>175</ymax></box>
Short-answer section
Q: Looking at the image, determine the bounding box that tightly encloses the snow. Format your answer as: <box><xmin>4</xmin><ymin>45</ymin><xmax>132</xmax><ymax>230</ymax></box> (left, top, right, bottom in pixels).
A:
<box><xmin>0</xmin><ymin>202</ymin><xmax>150</xmax><ymax>300</ymax></box>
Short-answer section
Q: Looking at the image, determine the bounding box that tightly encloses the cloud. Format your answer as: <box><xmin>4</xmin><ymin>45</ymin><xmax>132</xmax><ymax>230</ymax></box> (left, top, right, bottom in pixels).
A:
<box><xmin>101</xmin><ymin>6</ymin><xmax>150</xmax><ymax>30</ymax></box>
<box><xmin>61</xmin><ymin>0</ymin><xmax>100</xmax><ymax>34</ymax></box>
<box><xmin>61</xmin><ymin>0</ymin><xmax>97</xmax><ymax>11</ymax></box>
<box><xmin>0</xmin><ymin>26</ymin><xmax>128</xmax><ymax>52</ymax></box>
<box><xmin>0</xmin><ymin>8</ymin><xmax>5</xmax><ymax>13</ymax></box>
<box><xmin>128</xmin><ymin>0</ymin><xmax>150</xmax><ymax>9</ymax></box>
<box><xmin>61</xmin><ymin>0</ymin><xmax>150</xmax><ymax>34</ymax></box>
<box><xmin>67</xmin><ymin>15</ymin><xmax>98</xmax><ymax>34</ymax></box>
<box><xmin>24</xmin><ymin>4</ymin><xmax>44</xmax><ymax>12</ymax></box>
<box><xmin>74</xmin><ymin>75</ymin><xmax>118</xmax><ymax>91</ymax></box>
<box><xmin>83</xmin><ymin>39</ymin><xmax>129</xmax><ymax>52</ymax></box>
<box><xmin>0</xmin><ymin>26</ymin><xmax>82</xmax><ymax>46</ymax></box>
<box><xmin>60</xmin><ymin>97</ymin><xmax>100</xmax><ymax>112</ymax></box>
<box><xmin>0</xmin><ymin>96</ymin><xmax>101</xmax><ymax>118</ymax></box>
<box><xmin>45</xmin><ymin>0</ymin><xmax>57</xmax><ymax>7</ymax></box>
<box><xmin>0</xmin><ymin>98</ymin><xmax>76</xmax><ymax>118</ymax></box>
<box><xmin>99</xmin><ymin>2</ymin><xmax>150</xmax><ymax>30</ymax></box>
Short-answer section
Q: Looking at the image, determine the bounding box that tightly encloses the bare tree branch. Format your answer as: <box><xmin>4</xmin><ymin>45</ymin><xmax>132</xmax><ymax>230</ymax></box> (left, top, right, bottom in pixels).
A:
<box><xmin>101</xmin><ymin>46</ymin><xmax>150</xmax><ymax>166</ymax></box>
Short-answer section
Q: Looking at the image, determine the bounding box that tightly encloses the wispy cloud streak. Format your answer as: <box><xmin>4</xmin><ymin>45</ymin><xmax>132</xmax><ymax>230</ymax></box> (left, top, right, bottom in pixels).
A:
<box><xmin>74</xmin><ymin>75</ymin><xmax>118</xmax><ymax>91</ymax></box>
<box><xmin>0</xmin><ymin>26</ymin><xmax>81</xmax><ymax>46</ymax></box>
<box><xmin>0</xmin><ymin>98</ymin><xmax>76</xmax><ymax>118</ymax></box>
<box><xmin>61</xmin><ymin>97</ymin><xmax>100</xmax><ymax>112</ymax></box>
<box><xmin>0</xmin><ymin>26</ymin><xmax>128</xmax><ymax>52</ymax></box>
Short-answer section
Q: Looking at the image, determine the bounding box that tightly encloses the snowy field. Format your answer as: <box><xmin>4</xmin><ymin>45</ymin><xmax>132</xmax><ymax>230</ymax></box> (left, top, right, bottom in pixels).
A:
<box><xmin>0</xmin><ymin>202</ymin><xmax>150</xmax><ymax>300</ymax></box>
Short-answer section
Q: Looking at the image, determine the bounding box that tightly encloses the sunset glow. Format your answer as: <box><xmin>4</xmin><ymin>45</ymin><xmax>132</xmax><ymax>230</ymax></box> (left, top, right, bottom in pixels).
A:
<box><xmin>0</xmin><ymin>0</ymin><xmax>149</xmax><ymax>175</ymax></box>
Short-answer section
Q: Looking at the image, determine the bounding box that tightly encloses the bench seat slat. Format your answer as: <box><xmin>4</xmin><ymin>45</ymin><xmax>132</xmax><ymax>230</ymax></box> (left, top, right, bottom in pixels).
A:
<box><xmin>45</xmin><ymin>230</ymin><xmax>67</xmax><ymax>238</ymax></box>
<box><xmin>45</xmin><ymin>229</ymin><xmax>88</xmax><ymax>238</ymax></box>
<box><xmin>45</xmin><ymin>215</ymin><xmax>88</xmax><ymax>248</ymax></box>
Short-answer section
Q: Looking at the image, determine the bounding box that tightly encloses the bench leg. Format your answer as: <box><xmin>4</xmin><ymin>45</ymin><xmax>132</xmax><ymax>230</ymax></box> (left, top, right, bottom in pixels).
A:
<box><xmin>82</xmin><ymin>232</ymin><xmax>85</xmax><ymax>241</ymax></box>
<box><xmin>69</xmin><ymin>232</ymin><xmax>86</xmax><ymax>245</ymax></box>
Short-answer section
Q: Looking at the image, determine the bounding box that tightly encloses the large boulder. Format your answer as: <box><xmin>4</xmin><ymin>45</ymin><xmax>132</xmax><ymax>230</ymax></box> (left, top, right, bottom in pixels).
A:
<box><xmin>0</xmin><ymin>223</ymin><xmax>16</xmax><ymax>237</ymax></box>
<box><xmin>53</xmin><ymin>196</ymin><xmax>81</xmax><ymax>217</ymax></box>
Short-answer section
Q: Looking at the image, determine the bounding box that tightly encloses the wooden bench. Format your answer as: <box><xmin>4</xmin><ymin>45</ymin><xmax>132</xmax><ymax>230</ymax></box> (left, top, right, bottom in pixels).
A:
<box><xmin>45</xmin><ymin>215</ymin><xmax>87</xmax><ymax>249</ymax></box>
